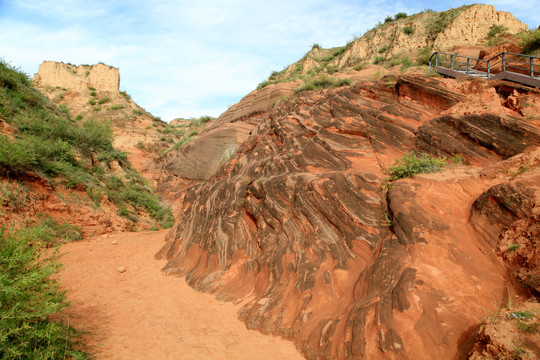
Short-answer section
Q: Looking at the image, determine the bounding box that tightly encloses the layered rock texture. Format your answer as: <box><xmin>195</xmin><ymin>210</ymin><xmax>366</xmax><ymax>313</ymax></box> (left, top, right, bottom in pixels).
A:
<box><xmin>157</xmin><ymin>71</ymin><xmax>540</xmax><ymax>359</ymax></box>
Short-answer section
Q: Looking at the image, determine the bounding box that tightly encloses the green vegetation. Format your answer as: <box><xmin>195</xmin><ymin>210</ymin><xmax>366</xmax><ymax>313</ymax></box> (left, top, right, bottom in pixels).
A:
<box><xmin>451</xmin><ymin>154</ymin><xmax>463</xmax><ymax>164</ymax></box>
<box><xmin>389</xmin><ymin>56</ymin><xmax>412</xmax><ymax>70</ymax></box>
<box><xmin>373</xmin><ymin>56</ymin><xmax>385</xmax><ymax>65</ymax></box>
<box><xmin>425</xmin><ymin>5</ymin><xmax>472</xmax><ymax>39</ymax></box>
<box><xmin>516</xmin><ymin>321</ymin><xmax>539</xmax><ymax>333</ymax></box>
<box><xmin>0</xmin><ymin>221</ymin><xmax>87</xmax><ymax>359</ymax></box>
<box><xmin>88</xmin><ymin>99</ymin><xmax>96</xmax><ymax>105</ymax></box>
<box><xmin>402</xmin><ymin>25</ymin><xmax>414</xmax><ymax>35</ymax></box>
<box><xmin>378</xmin><ymin>46</ymin><xmax>388</xmax><ymax>53</ymax></box>
<box><xmin>97</xmin><ymin>96</ymin><xmax>110</xmax><ymax>105</ymax></box>
<box><xmin>384</xmin><ymin>15</ymin><xmax>393</xmax><ymax>23</ymax></box>
<box><xmin>487</xmin><ymin>24</ymin><xmax>509</xmax><ymax>46</ymax></box>
<box><xmin>519</xmin><ymin>29</ymin><xmax>540</xmax><ymax>55</ymax></box>
<box><xmin>162</xmin><ymin>116</ymin><xmax>216</xmax><ymax>155</ymax></box>
<box><xmin>353</xmin><ymin>63</ymin><xmax>366</xmax><ymax>71</ymax></box>
<box><xmin>111</xmin><ymin>104</ymin><xmax>124</xmax><ymax>110</ymax></box>
<box><xmin>386</xmin><ymin>152</ymin><xmax>447</xmax><ymax>180</ymax></box>
<box><xmin>417</xmin><ymin>46</ymin><xmax>434</xmax><ymax>65</ymax></box>
<box><xmin>508</xmin><ymin>243</ymin><xmax>521</xmax><ymax>252</ymax></box>
<box><xmin>394</xmin><ymin>12</ymin><xmax>408</xmax><ymax>19</ymax></box>
<box><xmin>132</xmin><ymin>109</ymin><xmax>143</xmax><ymax>116</ymax></box>
<box><xmin>119</xmin><ymin>90</ymin><xmax>131</xmax><ymax>101</ymax></box>
<box><xmin>488</xmin><ymin>24</ymin><xmax>508</xmax><ymax>38</ymax></box>
<box><xmin>294</xmin><ymin>75</ymin><xmax>351</xmax><ymax>94</ymax></box>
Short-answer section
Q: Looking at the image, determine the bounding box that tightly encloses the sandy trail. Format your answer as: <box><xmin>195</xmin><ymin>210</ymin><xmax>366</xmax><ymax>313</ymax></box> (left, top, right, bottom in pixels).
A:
<box><xmin>58</xmin><ymin>230</ymin><xmax>304</xmax><ymax>360</ymax></box>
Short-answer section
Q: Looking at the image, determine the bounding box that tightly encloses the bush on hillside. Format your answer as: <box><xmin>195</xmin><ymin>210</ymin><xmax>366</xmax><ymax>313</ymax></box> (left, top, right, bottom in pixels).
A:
<box><xmin>386</xmin><ymin>152</ymin><xmax>447</xmax><ymax>180</ymax></box>
<box><xmin>0</xmin><ymin>223</ymin><xmax>87</xmax><ymax>359</ymax></box>
<box><xmin>394</xmin><ymin>12</ymin><xmax>408</xmax><ymax>19</ymax></box>
<box><xmin>520</xmin><ymin>29</ymin><xmax>540</xmax><ymax>55</ymax></box>
<box><xmin>295</xmin><ymin>75</ymin><xmax>351</xmax><ymax>94</ymax></box>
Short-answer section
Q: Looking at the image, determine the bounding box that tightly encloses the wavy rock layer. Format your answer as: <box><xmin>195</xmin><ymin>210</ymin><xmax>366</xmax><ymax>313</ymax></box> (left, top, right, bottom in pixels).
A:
<box><xmin>157</xmin><ymin>76</ymin><xmax>540</xmax><ymax>359</ymax></box>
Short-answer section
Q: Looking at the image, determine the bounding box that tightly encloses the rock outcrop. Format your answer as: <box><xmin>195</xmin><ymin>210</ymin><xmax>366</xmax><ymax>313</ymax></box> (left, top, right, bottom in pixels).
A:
<box><xmin>33</xmin><ymin>61</ymin><xmax>120</xmax><ymax>92</ymax></box>
<box><xmin>157</xmin><ymin>73</ymin><xmax>540</xmax><ymax>359</ymax></box>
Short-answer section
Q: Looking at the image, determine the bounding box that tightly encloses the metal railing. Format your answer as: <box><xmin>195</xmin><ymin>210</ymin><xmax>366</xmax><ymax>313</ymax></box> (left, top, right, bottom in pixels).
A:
<box><xmin>429</xmin><ymin>51</ymin><xmax>540</xmax><ymax>79</ymax></box>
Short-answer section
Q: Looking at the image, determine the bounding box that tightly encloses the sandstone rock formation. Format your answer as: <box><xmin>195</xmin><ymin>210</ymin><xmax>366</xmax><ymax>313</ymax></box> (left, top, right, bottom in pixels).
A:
<box><xmin>157</xmin><ymin>73</ymin><xmax>540</xmax><ymax>359</ymax></box>
<box><xmin>33</xmin><ymin>61</ymin><xmax>120</xmax><ymax>92</ymax></box>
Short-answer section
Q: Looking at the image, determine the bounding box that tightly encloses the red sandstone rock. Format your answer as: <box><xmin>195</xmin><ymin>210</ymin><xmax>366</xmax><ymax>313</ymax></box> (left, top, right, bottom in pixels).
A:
<box><xmin>157</xmin><ymin>75</ymin><xmax>540</xmax><ymax>359</ymax></box>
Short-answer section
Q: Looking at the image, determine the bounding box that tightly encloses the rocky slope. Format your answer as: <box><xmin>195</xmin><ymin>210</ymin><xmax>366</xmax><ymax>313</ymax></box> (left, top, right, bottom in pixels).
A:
<box><xmin>33</xmin><ymin>61</ymin><xmax>190</xmax><ymax>184</ymax></box>
<box><xmin>156</xmin><ymin>70</ymin><xmax>540</xmax><ymax>358</ymax></box>
<box><xmin>265</xmin><ymin>4</ymin><xmax>528</xmax><ymax>84</ymax></box>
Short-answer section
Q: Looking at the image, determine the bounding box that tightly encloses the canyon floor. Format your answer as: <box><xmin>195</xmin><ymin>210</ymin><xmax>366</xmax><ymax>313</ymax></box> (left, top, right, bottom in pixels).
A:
<box><xmin>58</xmin><ymin>230</ymin><xmax>304</xmax><ymax>360</ymax></box>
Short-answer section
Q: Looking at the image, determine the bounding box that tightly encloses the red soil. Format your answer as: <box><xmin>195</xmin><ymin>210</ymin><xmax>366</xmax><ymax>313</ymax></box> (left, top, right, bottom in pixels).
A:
<box><xmin>58</xmin><ymin>230</ymin><xmax>304</xmax><ymax>360</ymax></box>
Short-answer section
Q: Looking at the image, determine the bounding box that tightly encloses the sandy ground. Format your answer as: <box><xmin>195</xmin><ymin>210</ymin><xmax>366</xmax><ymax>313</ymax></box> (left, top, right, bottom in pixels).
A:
<box><xmin>58</xmin><ymin>230</ymin><xmax>304</xmax><ymax>360</ymax></box>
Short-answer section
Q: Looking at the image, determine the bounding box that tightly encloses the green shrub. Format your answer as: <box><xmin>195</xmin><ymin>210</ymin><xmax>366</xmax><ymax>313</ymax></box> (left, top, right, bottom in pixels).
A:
<box><xmin>395</xmin><ymin>12</ymin><xmax>408</xmax><ymax>19</ymax></box>
<box><xmin>373</xmin><ymin>56</ymin><xmax>385</xmax><ymax>64</ymax></box>
<box><xmin>384</xmin><ymin>15</ymin><xmax>393</xmax><ymax>23</ymax></box>
<box><xmin>97</xmin><ymin>97</ymin><xmax>109</xmax><ymax>105</ymax></box>
<box><xmin>425</xmin><ymin>6</ymin><xmax>471</xmax><ymax>39</ymax></box>
<box><xmin>119</xmin><ymin>91</ymin><xmax>131</xmax><ymax>100</ymax></box>
<box><xmin>488</xmin><ymin>24</ymin><xmax>508</xmax><ymax>37</ymax></box>
<box><xmin>520</xmin><ymin>30</ymin><xmax>540</xmax><ymax>55</ymax></box>
<box><xmin>87</xmin><ymin>86</ymin><xmax>95</xmax><ymax>91</ymax></box>
<box><xmin>96</xmin><ymin>149</ymin><xmax>127</xmax><ymax>164</ymax></box>
<box><xmin>416</xmin><ymin>46</ymin><xmax>434</xmax><ymax>65</ymax></box>
<box><xmin>0</xmin><ymin>224</ymin><xmax>87</xmax><ymax>359</ymax></box>
<box><xmin>88</xmin><ymin>99</ymin><xmax>96</xmax><ymax>105</ymax></box>
<box><xmin>58</xmin><ymin>104</ymin><xmax>70</xmax><ymax>115</ymax></box>
<box><xmin>89</xmin><ymin>91</ymin><xmax>96</xmax><ymax>97</ymax></box>
<box><xmin>379</xmin><ymin>46</ymin><xmax>388</xmax><ymax>53</ymax></box>
<box><xmin>387</xmin><ymin>152</ymin><xmax>447</xmax><ymax>180</ymax></box>
<box><xmin>132</xmin><ymin>109</ymin><xmax>143</xmax><ymax>116</ymax></box>
<box><xmin>326</xmin><ymin>65</ymin><xmax>340</xmax><ymax>74</ymax></box>
<box><xmin>403</xmin><ymin>26</ymin><xmax>414</xmax><ymax>35</ymax></box>
<box><xmin>0</xmin><ymin>135</ymin><xmax>37</xmax><ymax>176</ymax></box>
<box><xmin>353</xmin><ymin>63</ymin><xmax>366</xmax><ymax>71</ymax></box>
<box><xmin>111</xmin><ymin>104</ymin><xmax>124</xmax><ymax>110</ymax></box>
<box><xmin>508</xmin><ymin>243</ymin><xmax>521</xmax><ymax>251</ymax></box>
<box><xmin>295</xmin><ymin>75</ymin><xmax>351</xmax><ymax>94</ymax></box>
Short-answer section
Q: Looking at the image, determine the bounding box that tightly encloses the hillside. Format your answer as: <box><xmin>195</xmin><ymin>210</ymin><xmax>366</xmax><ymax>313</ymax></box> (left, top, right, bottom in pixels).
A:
<box><xmin>259</xmin><ymin>4</ymin><xmax>529</xmax><ymax>88</ymax></box>
<box><xmin>0</xmin><ymin>60</ymin><xmax>173</xmax><ymax>235</ymax></box>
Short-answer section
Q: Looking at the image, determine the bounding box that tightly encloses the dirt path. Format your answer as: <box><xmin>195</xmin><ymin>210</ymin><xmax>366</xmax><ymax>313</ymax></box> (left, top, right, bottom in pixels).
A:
<box><xmin>58</xmin><ymin>230</ymin><xmax>304</xmax><ymax>360</ymax></box>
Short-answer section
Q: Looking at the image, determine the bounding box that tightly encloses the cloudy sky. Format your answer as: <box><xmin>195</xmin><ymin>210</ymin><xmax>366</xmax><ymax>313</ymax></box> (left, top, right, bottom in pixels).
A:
<box><xmin>0</xmin><ymin>0</ymin><xmax>538</xmax><ymax>121</ymax></box>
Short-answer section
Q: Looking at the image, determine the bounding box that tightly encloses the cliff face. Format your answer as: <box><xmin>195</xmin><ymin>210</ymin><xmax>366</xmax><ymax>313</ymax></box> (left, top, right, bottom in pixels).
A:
<box><xmin>156</xmin><ymin>72</ymin><xmax>540</xmax><ymax>359</ymax></box>
<box><xmin>33</xmin><ymin>61</ymin><xmax>120</xmax><ymax>92</ymax></box>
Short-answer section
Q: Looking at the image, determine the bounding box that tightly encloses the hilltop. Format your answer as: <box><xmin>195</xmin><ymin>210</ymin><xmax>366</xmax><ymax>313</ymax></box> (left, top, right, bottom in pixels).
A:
<box><xmin>259</xmin><ymin>4</ymin><xmax>529</xmax><ymax>88</ymax></box>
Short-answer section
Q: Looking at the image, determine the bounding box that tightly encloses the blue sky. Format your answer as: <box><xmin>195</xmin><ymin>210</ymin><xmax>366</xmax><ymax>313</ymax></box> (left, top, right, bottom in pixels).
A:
<box><xmin>0</xmin><ymin>0</ymin><xmax>538</xmax><ymax>121</ymax></box>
